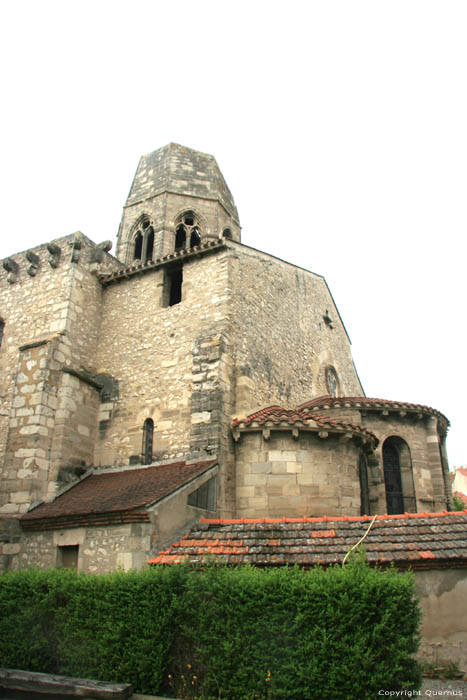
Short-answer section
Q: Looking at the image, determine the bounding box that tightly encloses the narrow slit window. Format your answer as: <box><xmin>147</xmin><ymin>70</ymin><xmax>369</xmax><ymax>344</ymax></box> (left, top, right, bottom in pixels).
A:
<box><xmin>143</xmin><ymin>418</ymin><xmax>154</xmax><ymax>465</ymax></box>
<box><xmin>0</xmin><ymin>319</ymin><xmax>4</xmax><ymax>348</ymax></box>
<box><xmin>359</xmin><ymin>453</ymin><xmax>370</xmax><ymax>516</ymax></box>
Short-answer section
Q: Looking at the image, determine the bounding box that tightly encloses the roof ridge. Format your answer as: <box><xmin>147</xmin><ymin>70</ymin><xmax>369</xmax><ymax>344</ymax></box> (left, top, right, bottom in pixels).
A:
<box><xmin>296</xmin><ymin>395</ymin><xmax>449</xmax><ymax>424</ymax></box>
<box><xmin>199</xmin><ymin>510</ymin><xmax>467</xmax><ymax>526</ymax></box>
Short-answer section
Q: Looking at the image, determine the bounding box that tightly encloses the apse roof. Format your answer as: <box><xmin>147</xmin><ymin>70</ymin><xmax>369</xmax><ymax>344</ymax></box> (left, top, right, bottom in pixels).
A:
<box><xmin>125</xmin><ymin>143</ymin><xmax>239</xmax><ymax>222</ymax></box>
<box><xmin>231</xmin><ymin>405</ymin><xmax>378</xmax><ymax>445</ymax></box>
<box><xmin>297</xmin><ymin>396</ymin><xmax>449</xmax><ymax>426</ymax></box>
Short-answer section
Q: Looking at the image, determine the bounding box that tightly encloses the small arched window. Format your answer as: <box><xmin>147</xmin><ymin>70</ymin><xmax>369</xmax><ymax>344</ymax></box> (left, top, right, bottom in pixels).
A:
<box><xmin>174</xmin><ymin>212</ymin><xmax>201</xmax><ymax>251</ymax></box>
<box><xmin>142</xmin><ymin>418</ymin><xmax>154</xmax><ymax>465</ymax></box>
<box><xmin>222</xmin><ymin>228</ymin><xmax>232</xmax><ymax>239</ymax></box>
<box><xmin>325</xmin><ymin>366</ymin><xmax>339</xmax><ymax>397</ymax></box>
<box><xmin>382</xmin><ymin>437</ymin><xmax>416</xmax><ymax>514</ymax></box>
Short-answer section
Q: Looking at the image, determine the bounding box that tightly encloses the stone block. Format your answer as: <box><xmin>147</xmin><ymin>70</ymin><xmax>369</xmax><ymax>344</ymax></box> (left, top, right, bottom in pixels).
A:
<box><xmin>271</xmin><ymin>461</ymin><xmax>288</xmax><ymax>474</ymax></box>
<box><xmin>251</xmin><ymin>461</ymin><xmax>271</xmax><ymax>474</ymax></box>
<box><xmin>236</xmin><ymin>486</ymin><xmax>255</xmax><ymax>498</ymax></box>
<box><xmin>242</xmin><ymin>473</ymin><xmax>267</xmax><ymax>487</ymax></box>
<box><xmin>286</xmin><ymin>462</ymin><xmax>302</xmax><ymax>473</ymax></box>
<box><xmin>3</xmin><ymin>543</ymin><xmax>21</xmax><ymax>555</ymax></box>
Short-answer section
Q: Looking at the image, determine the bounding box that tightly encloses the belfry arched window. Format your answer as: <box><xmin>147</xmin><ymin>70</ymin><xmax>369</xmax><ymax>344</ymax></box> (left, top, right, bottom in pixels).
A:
<box><xmin>142</xmin><ymin>418</ymin><xmax>154</xmax><ymax>465</ymax></box>
<box><xmin>132</xmin><ymin>218</ymin><xmax>155</xmax><ymax>263</ymax></box>
<box><xmin>174</xmin><ymin>212</ymin><xmax>201</xmax><ymax>251</ymax></box>
<box><xmin>382</xmin><ymin>437</ymin><xmax>417</xmax><ymax>514</ymax></box>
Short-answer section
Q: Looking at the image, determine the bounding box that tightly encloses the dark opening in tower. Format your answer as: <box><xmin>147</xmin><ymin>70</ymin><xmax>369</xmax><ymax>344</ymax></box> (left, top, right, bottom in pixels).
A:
<box><xmin>164</xmin><ymin>264</ymin><xmax>183</xmax><ymax>306</ymax></box>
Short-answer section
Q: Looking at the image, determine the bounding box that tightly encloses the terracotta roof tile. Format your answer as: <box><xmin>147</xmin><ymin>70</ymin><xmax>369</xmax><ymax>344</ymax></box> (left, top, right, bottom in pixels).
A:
<box><xmin>148</xmin><ymin>511</ymin><xmax>467</xmax><ymax>569</ymax></box>
<box><xmin>21</xmin><ymin>460</ymin><xmax>217</xmax><ymax>530</ymax></box>
<box><xmin>297</xmin><ymin>396</ymin><xmax>449</xmax><ymax>426</ymax></box>
<box><xmin>231</xmin><ymin>406</ymin><xmax>378</xmax><ymax>444</ymax></box>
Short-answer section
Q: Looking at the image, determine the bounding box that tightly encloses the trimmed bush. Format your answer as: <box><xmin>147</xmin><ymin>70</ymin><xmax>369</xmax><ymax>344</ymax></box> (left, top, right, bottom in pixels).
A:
<box><xmin>0</xmin><ymin>557</ymin><xmax>421</xmax><ymax>699</ymax></box>
<box><xmin>0</xmin><ymin>566</ymin><xmax>184</xmax><ymax>695</ymax></box>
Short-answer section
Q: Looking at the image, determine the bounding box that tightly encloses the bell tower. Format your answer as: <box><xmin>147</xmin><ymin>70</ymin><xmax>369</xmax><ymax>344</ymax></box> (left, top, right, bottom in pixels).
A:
<box><xmin>116</xmin><ymin>143</ymin><xmax>241</xmax><ymax>264</ymax></box>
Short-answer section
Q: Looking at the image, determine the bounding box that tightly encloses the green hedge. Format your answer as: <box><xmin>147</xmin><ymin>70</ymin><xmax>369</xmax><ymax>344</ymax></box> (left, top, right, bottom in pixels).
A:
<box><xmin>0</xmin><ymin>557</ymin><xmax>421</xmax><ymax>699</ymax></box>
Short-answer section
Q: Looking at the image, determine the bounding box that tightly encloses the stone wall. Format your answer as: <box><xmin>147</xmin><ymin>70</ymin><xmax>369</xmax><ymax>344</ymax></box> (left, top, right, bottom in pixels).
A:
<box><xmin>362</xmin><ymin>413</ymin><xmax>448</xmax><ymax>513</ymax></box>
<box><xmin>12</xmin><ymin>466</ymin><xmax>219</xmax><ymax>574</ymax></box>
<box><xmin>308</xmin><ymin>403</ymin><xmax>450</xmax><ymax>514</ymax></box>
<box><xmin>95</xmin><ymin>250</ymin><xmax>231</xmax><ymax>464</ymax></box>
<box><xmin>228</xmin><ymin>243</ymin><xmax>364</xmax><ymax>412</ymax></box>
<box><xmin>234</xmin><ymin>430</ymin><xmax>363</xmax><ymax>518</ymax></box>
<box><xmin>13</xmin><ymin>522</ymin><xmax>153</xmax><ymax>573</ymax></box>
<box><xmin>415</xmin><ymin>567</ymin><xmax>467</xmax><ymax>670</ymax></box>
<box><xmin>0</xmin><ymin>234</ymin><xmax>121</xmax><ymax>516</ymax></box>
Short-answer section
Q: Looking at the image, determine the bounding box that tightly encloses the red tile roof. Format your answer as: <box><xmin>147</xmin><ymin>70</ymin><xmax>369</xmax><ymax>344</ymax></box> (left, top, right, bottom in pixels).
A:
<box><xmin>148</xmin><ymin>511</ymin><xmax>467</xmax><ymax>569</ymax></box>
<box><xmin>21</xmin><ymin>460</ymin><xmax>217</xmax><ymax>531</ymax></box>
<box><xmin>231</xmin><ymin>405</ymin><xmax>378</xmax><ymax>445</ymax></box>
<box><xmin>297</xmin><ymin>396</ymin><xmax>449</xmax><ymax>426</ymax></box>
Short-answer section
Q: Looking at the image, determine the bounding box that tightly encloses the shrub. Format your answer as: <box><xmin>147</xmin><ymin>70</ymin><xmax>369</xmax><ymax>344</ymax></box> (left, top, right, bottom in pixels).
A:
<box><xmin>0</xmin><ymin>557</ymin><xmax>421</xmax><ymax>699</ymax></box>
<box><xmin>170</xmin><ymin>556</ymin><xmax>421</xmax><ymax>700</ymax></box>
<box><xmin>0</xmin><ymin>566</ymin><xmax>184</xmax><ymax>695</ymax></box>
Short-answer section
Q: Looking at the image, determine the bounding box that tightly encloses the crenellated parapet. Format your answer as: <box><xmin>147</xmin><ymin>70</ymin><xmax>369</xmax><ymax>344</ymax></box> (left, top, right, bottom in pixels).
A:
<box><xmin>0</xmin><ymin>233</ymin><xmax>122</xmax><ymax>286</ymax></box>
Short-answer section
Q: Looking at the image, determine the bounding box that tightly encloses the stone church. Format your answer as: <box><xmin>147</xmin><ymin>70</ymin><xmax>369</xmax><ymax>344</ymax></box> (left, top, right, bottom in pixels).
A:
<box><xmin>0</xmin><ymin>143</ymin><xmax>454</xmax><ymax>574</ymax></box>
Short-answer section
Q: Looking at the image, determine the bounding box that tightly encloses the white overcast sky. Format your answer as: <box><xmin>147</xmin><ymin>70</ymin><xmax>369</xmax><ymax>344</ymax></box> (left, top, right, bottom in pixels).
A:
<box><xmin>1</xmin><ymin>1</ymin><xmax>466</xmax><ymax>468</ymax></box>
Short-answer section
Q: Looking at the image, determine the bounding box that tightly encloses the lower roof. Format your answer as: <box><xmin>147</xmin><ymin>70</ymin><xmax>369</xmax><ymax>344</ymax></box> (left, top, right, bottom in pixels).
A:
<box><xmin>21</xmin><ymin>460</ymin><xmax>217</xmax><ymax>531</ymax></box>
<box><xmin>149</xmin><ymin>510</ymin><xmax>467</xmax><ymax>569</ymax></box>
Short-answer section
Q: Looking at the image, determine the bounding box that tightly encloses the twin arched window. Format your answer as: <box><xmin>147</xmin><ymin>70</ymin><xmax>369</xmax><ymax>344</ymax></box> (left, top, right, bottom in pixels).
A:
<box><xmin>132</xmin><ymin>219</ymin><xmax>154</xmax><ymax>263</ymax></box>
<box><xmin>175</xmin><ymin>212</ymin><xmax>201</xmax><ymax>251</ymax></box>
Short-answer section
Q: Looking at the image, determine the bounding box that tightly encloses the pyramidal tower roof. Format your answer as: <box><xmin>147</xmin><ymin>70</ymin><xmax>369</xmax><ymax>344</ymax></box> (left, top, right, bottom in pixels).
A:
<box><xmin>125</xmin><ymin>143</ymin><xmax>239</xmax><ymax>223</ymax></box>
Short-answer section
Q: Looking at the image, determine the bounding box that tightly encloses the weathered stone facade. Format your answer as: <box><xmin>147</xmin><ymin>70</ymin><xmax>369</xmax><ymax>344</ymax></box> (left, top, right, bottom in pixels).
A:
<box><xmin>0</xmin><ymin>143</ymin><xmax>453</xmax><ymax>574</ymax></box>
